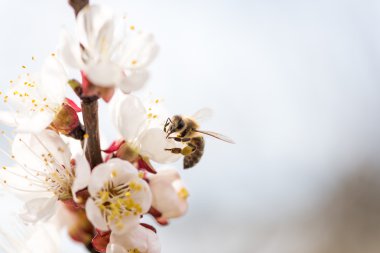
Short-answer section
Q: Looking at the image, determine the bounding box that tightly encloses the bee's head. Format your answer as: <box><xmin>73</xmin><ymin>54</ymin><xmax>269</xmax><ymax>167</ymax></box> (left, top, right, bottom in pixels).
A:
<box><xmin>164</xmin><ymin>115</ymin><xmax>185</xmax><ymax>137</ymax></box>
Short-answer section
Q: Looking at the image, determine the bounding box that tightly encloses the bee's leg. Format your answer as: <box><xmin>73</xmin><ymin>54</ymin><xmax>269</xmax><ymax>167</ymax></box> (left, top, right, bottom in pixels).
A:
<box><xmin>168</xmin><ymin>137</ymin><xmax>191</xmax><ymax>143</ymax></box>
<box><xmin>165</xmin><ymin>143</ymin><xmax>197</xmax><ymax>156</ymax></box>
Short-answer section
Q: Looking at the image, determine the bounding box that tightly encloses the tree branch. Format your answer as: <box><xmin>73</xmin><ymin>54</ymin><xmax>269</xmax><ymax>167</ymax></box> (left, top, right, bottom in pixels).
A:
<box><xmin>68</xmin><ymin>0</ymin><xmax>89</xmax><ymax>16</ymax></box>
<box><xmin>81</xmin><ymin>98</ymin><xmax>103</xmax><ymax>169</ymax></box>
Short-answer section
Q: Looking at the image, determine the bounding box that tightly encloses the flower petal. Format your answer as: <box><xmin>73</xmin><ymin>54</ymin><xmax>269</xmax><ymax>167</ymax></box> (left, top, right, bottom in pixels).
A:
<box><xmin>58</xmin><ymin>28</ymin><xmax>84</xmax><ymax>69</ymax></box>
<box><xmin>13</xmin><ymin>130</ymin><xmax>72</xmax><ymax>172</ymax></box>
<box><xmin>106</xmin><ymin>243</ymin><xmax>127</xmax><ymax>253</ymax></box>
<box><xmin>85</xmin><ymin>198</ymin><xmax>109</xmax><ymax>231</ymax></box>
<box><xmin>139</xmin><ymin>128</ymin><xmax>181</xmax><ymax>163</ymax></box>
<box><xmin>110</xmin><ymin>225</ymin><xmax>161</xmax><ymax>253</ymax></box>
<box><xmin>71</xmin><ymin>154</ymin><xmax>91</xmax><ymax>202</ymax></box>
<box><xmin>118</xmin><ymin>70</ymin><xmax>149</xmax><ymax>94</ymax></box>
<box><xmin>110</xmin><ymin>94</ymin><xmax>147</xmax><ymax>141</ymax></box>
<box><xmin>40</xmin><ymin>55</ymin><xmax>68</xmax><ymax>105</ymax></box>
<box><xmin>86</xmin><ymin>61</ymin><xmax>122</xmax><ymax>87</ymax></box>
<box><xmin>0</xmin><ymin>110</ymin><xmax>17</xmax><ymax>127</ymax></box>
<box><xmin>149</xmin><ymin>169</ymin><xmax>188</xmax><ymax>219</ymax></box>
<box><xmin>19</xmin><ymin>197</ymin><xmax>58</xmax><ymax>223</ymax></box>
<box><xmin>108</xmin><ymin>214</ymin><xmax>140</xmax><ymax>235</ymax></box>
<box><xmin>77</xmin><ymin>5</ymin><xmax>113</xmax><ymax>49</ymax></box>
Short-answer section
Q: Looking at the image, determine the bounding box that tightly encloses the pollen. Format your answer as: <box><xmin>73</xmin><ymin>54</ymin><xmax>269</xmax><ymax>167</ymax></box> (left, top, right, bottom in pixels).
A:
<box><xmin>21</xmin><ymin>65</ymin><xmax>26</xmax><ymax>69</ymax></box>
<box><xmin>178</xmin><ymin>187</ymin><xmax>189</xmax><ymax>199</ymax></box>
<box><xmin>111</xmin><ymin>170</ymin><xmax>117</xmax><ymax>178</ymax></box>
<box><xmin>83</xmin><ymin>133</ymin><xmax>89</xmax><ymax>139</ymax></box>
<box><xmin>130</xmin><ymin>25</ymin><xmax>135</xmax><ymax>30</ymax></box>
<box><xmin>131</xmin><ymin>59</ymin><xmax>138</xmax><ymax>65</ymax></box>
<box><xmin>32</xmin><ymin>56</ymin><xmax>36</xmax><ymax>61</ymax></box>
<box><xmin>2</xmin><ymin>166</ymin><xmax>6</xmax><ymax>170</ymax></box>
<box><xmin>51</xmin><ymin>53</ymin><xmax>56</xmax><ymax>57</ymax></box>
<box><xmin>94</xmin><ymin>178</ymin><xmax>145</xmax><ymax>227</ymax></box>
<box><xmin>155</xmin><ymin>99</ymin><xmax>159</xmax><ymax>103</ymax></box>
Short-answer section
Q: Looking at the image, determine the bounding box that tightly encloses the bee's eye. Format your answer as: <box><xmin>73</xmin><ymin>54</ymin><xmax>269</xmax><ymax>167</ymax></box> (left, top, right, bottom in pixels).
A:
<box><xmin>177</xmin><ymin>120</ymin><xmax>185</xmax><ymax>129</ymax></box>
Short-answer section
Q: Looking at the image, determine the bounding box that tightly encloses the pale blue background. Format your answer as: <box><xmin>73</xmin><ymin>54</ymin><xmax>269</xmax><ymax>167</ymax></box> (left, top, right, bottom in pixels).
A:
<box><xmin>1</xmin><ymin>0</ymin><xmax>380</xmax><ymax>252</ymax></box>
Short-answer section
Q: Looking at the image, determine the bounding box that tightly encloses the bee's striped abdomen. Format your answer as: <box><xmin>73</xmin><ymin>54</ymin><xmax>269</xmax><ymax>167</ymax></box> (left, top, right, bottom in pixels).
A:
<box><xmin>184</xmin><ymin>137</ymin><xmax>205</xmax><ymax>169</ymax></box>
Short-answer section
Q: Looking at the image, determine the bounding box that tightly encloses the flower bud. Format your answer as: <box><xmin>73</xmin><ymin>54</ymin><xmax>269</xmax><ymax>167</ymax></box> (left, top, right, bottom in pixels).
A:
<box><xmin>148</xmin><ymin>169</ymin><xmax>189</xmax><ymax>219</ymax></box>
<box><xmin>51</xmin><ymin>103</ymin><xmax>80</xmax><ymax>135</ymax></box>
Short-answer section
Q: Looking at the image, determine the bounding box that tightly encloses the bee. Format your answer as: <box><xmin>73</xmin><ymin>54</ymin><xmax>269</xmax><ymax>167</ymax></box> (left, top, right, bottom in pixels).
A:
<box><xmin>164</xmin><ymin>108</ymin><xmax>235</xmax><ymax>169</ymax></box>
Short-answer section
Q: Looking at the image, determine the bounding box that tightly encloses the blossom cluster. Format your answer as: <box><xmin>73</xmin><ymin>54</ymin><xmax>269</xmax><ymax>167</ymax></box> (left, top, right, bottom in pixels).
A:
<box><xmin>0</xmin><ymin>4</ymin><xmax>200</xmax><ymax>253</ymax></box>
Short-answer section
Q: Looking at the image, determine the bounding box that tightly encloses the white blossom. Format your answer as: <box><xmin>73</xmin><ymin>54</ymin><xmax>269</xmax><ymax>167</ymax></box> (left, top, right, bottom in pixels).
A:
<box><xmin>0</xmin><ymin>129</ymin><xmax>90</xmax><ymax>223</ymax></box>
<box><xmin>59</xmin><ymin>5</ymin><xmax>158</xmax><ymax>94</ymax></box>
<box><xmin>0</xmin><ymin>56</ymin><xmax>68</xmax><ymax>133</ymax></box>
<box><xmin>110</xmin><ymin>93</ymin><xmax>181</xmax><ymax>164</ymax></box>
<box><xmin>85</xmin><ymin>158</ymin><xmax>152</xmax><ymax>234</ymax></box>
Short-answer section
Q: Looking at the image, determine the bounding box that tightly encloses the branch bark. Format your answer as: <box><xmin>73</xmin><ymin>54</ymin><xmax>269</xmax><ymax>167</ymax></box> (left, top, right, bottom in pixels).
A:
<box><xmin>68</xmin><ymin>0</ymin><xmax>89</xmax><ymax>16</ymax></box>
<box><xmin>81</xmin><ymin>97</ymin><xmax>103</xmax><ymax>168</ymax></box>
<box><xmin>67</xmin><ymin>1</ymin><xmax>102</xmax><ymax>252</ymax></box>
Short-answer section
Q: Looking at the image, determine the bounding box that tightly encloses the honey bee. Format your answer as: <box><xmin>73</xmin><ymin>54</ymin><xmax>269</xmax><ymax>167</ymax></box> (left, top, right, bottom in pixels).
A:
<box><xmin>164</xmin><ymin>108</ymin><xmax>235</xmax><ymax>169</ymax></box>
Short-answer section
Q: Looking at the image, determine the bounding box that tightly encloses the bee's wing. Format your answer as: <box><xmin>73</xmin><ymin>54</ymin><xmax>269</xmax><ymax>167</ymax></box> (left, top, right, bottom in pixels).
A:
<box><xmin>192</xmin><ymin>108</ymin><xmax>213</xmax><ymax>123</ymax></box>
<box><xmin>193</xmin><ymin>129</ymin><xmax>235</xmax><ymax>144</ymax></box>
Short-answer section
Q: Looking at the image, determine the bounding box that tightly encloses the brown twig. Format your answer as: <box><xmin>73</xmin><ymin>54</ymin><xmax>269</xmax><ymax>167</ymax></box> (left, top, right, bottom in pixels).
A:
<box><xmin>67</xmin><ymin>1</ymin><xmax>102</xmax><ymax>253</ymax></box>
<box><xmin>81</xmin><ymin>97</ymin><xmax>103</xmax><ymax>169</ymax></box>
<box><xmin>68</xmin><ymin>0</ymin><xmax>89</xmax><ymax>16</ymax></box>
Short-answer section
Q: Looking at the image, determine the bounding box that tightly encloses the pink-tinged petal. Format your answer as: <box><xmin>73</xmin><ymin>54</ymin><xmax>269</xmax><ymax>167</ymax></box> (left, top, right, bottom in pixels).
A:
<box><xmin>140</xmin><ymin>223</ymin><xmax>157</xmax><ymax>234</ymax></box>
<box><xmin>148</xmin><ymin>207</ymin><xmax>169</xmax><ymax>226</ymax></box>
<box><xmin>85</xmin><ymin>198</ymin><xmax>109</xmax><ymax>231</ymax></box>
<box><xmin>109</xmin><ymin>225</ymin><xmax>161</xmax><ymax>253</ymax></box>
<box><xmin>19</xmin><ymin>197</ymin><xmax>58</xmax><ymax>223</ymax></box>
<box><xmin>137</xmin><ymin>156</ymin><xmax>157</xmax><ymax>174</ymax></box>
<box><xmin>148</xmin><ymin>169</ymin><xmax>189</xmax><ymax>219</ymax></box>
<box><xmin>103</xmin><ymin>139</ymin><xmax>125</xmax><ymax>154</ymax></box>
<box><xmin>92</xmin><ymin>231</ymin><xmax>111</xmax><ymax>253</ymax></box>
<box><xmin>65</xmin><ymin>98</ymin><xmax>82</xmax><ymax>112</ymax></box>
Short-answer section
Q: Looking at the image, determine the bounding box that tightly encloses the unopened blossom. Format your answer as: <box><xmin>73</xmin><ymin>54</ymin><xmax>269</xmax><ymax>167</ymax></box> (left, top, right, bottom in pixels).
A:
<box><xmin>1</xmin><ymin>129</ymin><xmax>90</xmax><ymax>223</ymax></box>
<box><xmin>0</xmin><ymin>56</ymin><xmax>72</xmax><ymax>133</ymax></box>
<box><xmin>59</xmin><ymin>5</ymin><xmax>158</xmax><ymax>99</ymax></box>
<box><xmin>110</xmin><ymin>93</ymin><xmax>181</xmax><ymax>164</ymax></box>
<box><xmin>107</xmin><ymin>225</ymin><xmax>160</xmax><ymax>253</ymax></box>
<box><xmin>85</xmin><ymin>158</ymin><xmax>152</xmax><ymax>234</ymax></box>
<box><xmin>148</xmin><ymin>169</ymin><xmax>188</xmax><ymax>219</ymax></box>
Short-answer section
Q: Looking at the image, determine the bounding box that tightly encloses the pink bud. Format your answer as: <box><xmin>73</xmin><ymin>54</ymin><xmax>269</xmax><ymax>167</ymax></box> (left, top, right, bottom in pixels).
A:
<box><xmin>51</xmin><ymin>103</ymin><xmax>80</xmax><ymax>135</ymax></box>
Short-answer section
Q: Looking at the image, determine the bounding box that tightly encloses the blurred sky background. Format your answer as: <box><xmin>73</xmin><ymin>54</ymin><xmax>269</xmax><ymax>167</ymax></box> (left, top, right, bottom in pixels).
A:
<box><xmin>1</xmin><ymin>0</ymin><xmax>380</xmax><ymax>252</ymax></box>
